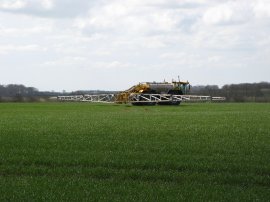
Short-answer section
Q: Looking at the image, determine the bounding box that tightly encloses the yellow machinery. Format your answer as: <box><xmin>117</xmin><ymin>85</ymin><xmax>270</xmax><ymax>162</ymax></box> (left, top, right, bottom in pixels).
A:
<box><xmin>116</xmin><ymin>83</ymin><xmax>149</xmax><ymax>103</ymax></box>
<box><xmin>116</xmin><ymin>80</ymin><xmax>190</xmax><ymax>105</ymax></box>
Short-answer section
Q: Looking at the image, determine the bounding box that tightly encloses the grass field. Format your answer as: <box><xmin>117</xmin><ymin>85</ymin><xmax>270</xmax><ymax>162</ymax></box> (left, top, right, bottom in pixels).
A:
<box><xmin>0</xmin><ymin>102</ymin><xmax>269</xmax><ymax>201</ymax></box>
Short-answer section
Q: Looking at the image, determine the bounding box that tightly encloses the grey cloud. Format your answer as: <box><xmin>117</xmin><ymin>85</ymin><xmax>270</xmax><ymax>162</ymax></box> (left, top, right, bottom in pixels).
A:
<box><xmin>0</xmin><ymin>0</ymin><xmax>100</xmax><ymax>18</ymax></box>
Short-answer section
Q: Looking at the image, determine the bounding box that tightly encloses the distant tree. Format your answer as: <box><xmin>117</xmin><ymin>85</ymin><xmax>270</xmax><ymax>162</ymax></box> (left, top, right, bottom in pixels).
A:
<box><xmin>190</xmin><ymin>82</ymin><xmax>270</xmax><ymax>102</ymax></box>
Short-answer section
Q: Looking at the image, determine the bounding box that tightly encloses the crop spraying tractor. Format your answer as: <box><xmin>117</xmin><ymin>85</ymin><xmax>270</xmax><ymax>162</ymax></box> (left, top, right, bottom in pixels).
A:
<box><xmin>57</xmin><ymin>78</ymin><xmax>224</xmax><ymax>104</ymax></box>
<box><xmin>116</xmin><ymin>80</ymin><xmax>190</xmax><ymax>105</ymax></box>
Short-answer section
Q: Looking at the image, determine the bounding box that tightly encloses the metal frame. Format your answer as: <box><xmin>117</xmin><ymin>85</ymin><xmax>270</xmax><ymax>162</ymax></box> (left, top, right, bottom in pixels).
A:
<box><xmin>83</xmin><ymin>94</ymin><xmax>116</xmax><ymax>103</ymax></box>
<box><xmin>129</xmin><ymin>94</ymin><xmax>182</xmax><ymax>103</ymax></box>
<box><xmin>58</xmin><ymin>94</ymin><xmax>116</xmax><ymax>103</ymax></box>
<box><xmin>57</xmin><ymin>94</ymin><xmax>226</xmax><ymax>103</ymax></box>
<box><xmin>58</xmin><ymin>95</ymin><xmax>84</xmax><ymax>101</ymax></box>
<box><xmin>211</xmin><ymin>97</ymin><xmax>226</xmax><ymax>101</ymax></box>
<box><xmin>181</xmin><ymin>95</ymin><xmax>211</xmax><ymax>101</ymax></box>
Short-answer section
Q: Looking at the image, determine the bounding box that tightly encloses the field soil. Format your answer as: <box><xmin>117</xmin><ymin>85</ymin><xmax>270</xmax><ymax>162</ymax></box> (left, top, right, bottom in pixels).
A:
<box><xmin>0</xmin><ymin>103</ymin><xmax>269</xmax><ymax>201</ymax></box>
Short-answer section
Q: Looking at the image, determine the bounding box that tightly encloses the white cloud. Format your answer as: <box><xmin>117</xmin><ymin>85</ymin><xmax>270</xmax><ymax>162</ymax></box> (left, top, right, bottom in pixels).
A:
<box><xmin>42</xmin><ymin>57</ymin><xmax>135</xmax><ymax>72</ymax></box>
<box><xmin>42</xmin><ymin>56</ymin><xmax>87</xmax><ymax>67</ymax></box>
<box><xmin>93</xmin><ymin>61</ymin><xmax>136</xmax><ymax>69</ymax></box>
<box><xmin>253</xmin><ymin>0</ymin><xmax>270</xmax><ymax>18</ymax></box>
<box><xmin>202</xmin><ymin>1</ymin><xmax>254</xmax><ymax>25</ymax></box>
<box><xmin>0</xmin><ymin>0</ymin><xmax>26</xmax><ymax>10</ymax></box>
<box><xmin>0</xmin><ymin>44</ymin><xmax>44</xmax><ymax>54</ymax></box>
<box><xmin>203</xmin><ymin>4</ymin><xmax>233</xmax><ymax>25</ymax></box>
<box><xmin>0</xmin><ymin>26</ymin><xmax>52</xmax><ymax>37</ymax></box>
<box><xmin>74</xmin><ymin>0</ymin><xmax>184</xmax><ymax>35</ymax></box>
<box><xmin>41</xmin><ymin>0</ymin><xmax>54</xmax><ymax>10</ymax></box>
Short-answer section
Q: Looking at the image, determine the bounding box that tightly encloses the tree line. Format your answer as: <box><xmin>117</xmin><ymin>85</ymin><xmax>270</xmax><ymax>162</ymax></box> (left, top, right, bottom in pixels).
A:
<box><xmin>190</xmin><ymin>82</ymin><xmax>270</xmax><ymax>102</ymax></box>
<box><xmin>1</xmin><ymin>82</ymin><xmax>270</xmax><ymax>102</ymax></box>
<box><xmin>0</xmin><ymin>84</ymin><xmax>58</xmax><ymax>102</ymax></box>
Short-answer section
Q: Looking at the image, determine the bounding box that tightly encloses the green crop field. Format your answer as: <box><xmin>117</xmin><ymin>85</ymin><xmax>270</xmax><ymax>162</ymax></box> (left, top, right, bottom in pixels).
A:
<box><xmin>0</xmin><ymin>102</ymin><xmax>269</xmax><ymax>201</ymax></box>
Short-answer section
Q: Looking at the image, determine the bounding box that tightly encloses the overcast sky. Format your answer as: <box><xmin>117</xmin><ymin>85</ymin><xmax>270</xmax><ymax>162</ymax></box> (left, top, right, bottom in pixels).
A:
<box><xmin>0</xmin><ymin>0</ymin><xmax>269</xmax><ymax>91</ymax></box>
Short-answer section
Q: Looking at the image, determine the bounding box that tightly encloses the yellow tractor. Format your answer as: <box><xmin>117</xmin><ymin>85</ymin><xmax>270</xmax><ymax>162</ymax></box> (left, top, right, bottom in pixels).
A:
<box><xmin>116</xmin><ymin>80</ymin><xmax>190</xmax><ymax>105</ymax></box>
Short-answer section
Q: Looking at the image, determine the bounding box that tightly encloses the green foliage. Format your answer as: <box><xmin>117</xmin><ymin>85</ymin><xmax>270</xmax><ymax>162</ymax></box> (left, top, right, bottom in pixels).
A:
<box><xmin>0</xmin><ymin>103</ymin><xmax>269</xmax><ymax>201</ymax></box>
